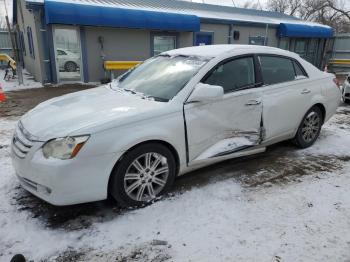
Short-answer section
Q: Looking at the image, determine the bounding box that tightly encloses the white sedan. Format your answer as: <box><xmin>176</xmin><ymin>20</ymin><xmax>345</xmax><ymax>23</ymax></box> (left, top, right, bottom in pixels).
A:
<box><xmin>342</xmin><ymin>74</ymin><xmax>350</xmax><ymax>103</ymax></box>
<box><xmin>11</xmin><ymin>45</ymin><xmax>340</xmax><ymax>207</ymax></box>
<box><xmin>56</xmin><ymin>48</ymin><xmax>80</xmax><ymax>72</ymax></box>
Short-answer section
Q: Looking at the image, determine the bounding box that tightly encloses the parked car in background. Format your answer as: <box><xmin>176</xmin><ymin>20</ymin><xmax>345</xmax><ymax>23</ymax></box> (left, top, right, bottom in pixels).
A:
<box><xmin>342</xmin><ymin>74</ymin><xmax>350</xmax><ymax>104</ymax></box>
<box><xmin>56</xmin><ymin>48</ymin><xmax>80</xmax><ymax>72</ymax></box>
<box><xmin>11</xmin><ymin>45</ymin><xmax>341</xmax><ymax>207</ymax></box>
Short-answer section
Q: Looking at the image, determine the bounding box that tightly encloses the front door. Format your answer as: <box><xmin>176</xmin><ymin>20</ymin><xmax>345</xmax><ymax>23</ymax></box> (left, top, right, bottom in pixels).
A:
<box><xmin>53</xmin><ymin>26</ymin><xmax>82</xmax><ymax>82</ymax></box>
<box><xmin>184</xmin><ymin>56</ymin><xmax>263</xmax><ymax>163</ymax></box>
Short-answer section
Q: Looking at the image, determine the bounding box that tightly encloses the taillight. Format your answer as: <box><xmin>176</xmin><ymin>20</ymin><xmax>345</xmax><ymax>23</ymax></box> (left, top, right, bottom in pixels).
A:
<box><xmin>333</xmin><ymin>78</ymin><xmax>340</xmax><ymax>88</ymax></box>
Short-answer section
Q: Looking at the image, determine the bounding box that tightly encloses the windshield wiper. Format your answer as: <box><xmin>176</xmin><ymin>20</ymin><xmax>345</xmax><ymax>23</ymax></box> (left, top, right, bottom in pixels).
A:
<box><xmin>123</xmin><ymin>88</ymin><xmax>137</xmax><ymax>95</ymax></box>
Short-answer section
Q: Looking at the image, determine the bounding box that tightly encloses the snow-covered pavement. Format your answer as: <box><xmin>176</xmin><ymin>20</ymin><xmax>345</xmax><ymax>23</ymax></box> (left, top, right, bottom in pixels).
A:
<box><xmin>1</xmin><ymin>105</ymin><xmax>350</xmax><ymax>261</ymax></box>
<box><xmin>0</xmin><ymin>69</ymin><xmax>42</xmax><ymax>92</ymax></box>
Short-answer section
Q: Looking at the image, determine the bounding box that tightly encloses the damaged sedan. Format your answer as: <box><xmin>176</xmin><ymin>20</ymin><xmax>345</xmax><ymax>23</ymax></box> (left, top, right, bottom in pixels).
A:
<box><xmin>11</xmin><ymin>45</ymin><xmax>341</xmax><ymax>207</ymax></box>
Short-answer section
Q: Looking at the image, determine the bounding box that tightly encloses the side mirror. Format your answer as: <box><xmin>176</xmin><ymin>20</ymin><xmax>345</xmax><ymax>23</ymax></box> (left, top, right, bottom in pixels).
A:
<box><xmin>187</xmin><ymin>83</ymin><xmax>224</xmax><ymax>103</ymax></box>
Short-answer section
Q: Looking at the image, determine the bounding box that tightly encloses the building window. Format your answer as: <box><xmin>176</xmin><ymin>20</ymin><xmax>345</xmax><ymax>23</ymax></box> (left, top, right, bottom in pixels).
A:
<box><xmin>27</xmin><ymin>26</ymin><xmax>35</xmax><ymax>59</ymax></box>
<box><xmin>294</xmin><ymin>39</ymin><xmax>307</xmax><ymax>58</ymax></box>
<box><xmin>153</xmin><ymin>35</ymin><xmax>176</xmax><ymax>56</ymax></box>
<box><xmin>279</xmin><ymin>38</ymin><xmax>289</xmax><ymax>50</ymax></box>
<box><xmin>249</xmin><ymin>36</ymin><xmax>268</xmax><ymax>46</ymax></box>
<box><xmin>306</xmin><ymin>39</ymin><xmax>317</xmax><ymax>63</ymax></box>
<box><xmin>20</xmin><ymin>31</ymin><xmax>26</xmax><ymax>56</ymax></box>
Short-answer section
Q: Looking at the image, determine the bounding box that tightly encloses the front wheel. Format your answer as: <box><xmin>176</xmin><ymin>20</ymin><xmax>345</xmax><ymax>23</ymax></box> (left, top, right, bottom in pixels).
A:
<box><xmin>293</xmin><ymin>106</ymin><xmax>323</xmax><ymax>148</ymax></box>
<box><xmin>109</xmin><ymin>143</ymin><xmax>176</xmax><ymax>207</ymax></box>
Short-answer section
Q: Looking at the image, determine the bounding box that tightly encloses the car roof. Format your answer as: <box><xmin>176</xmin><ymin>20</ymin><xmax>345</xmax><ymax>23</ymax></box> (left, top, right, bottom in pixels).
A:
<box><xmin>164</xmin><ymin>44</ymin><xmax>297</xmax><ymax>59</ymax></box>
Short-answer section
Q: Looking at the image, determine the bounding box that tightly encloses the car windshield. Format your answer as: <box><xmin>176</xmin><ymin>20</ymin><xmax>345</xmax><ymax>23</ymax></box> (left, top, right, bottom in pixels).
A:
<box><xmin>111</xmin><ymin>55</ymin><xmax>208</xmax><ymax>101</ymax></box>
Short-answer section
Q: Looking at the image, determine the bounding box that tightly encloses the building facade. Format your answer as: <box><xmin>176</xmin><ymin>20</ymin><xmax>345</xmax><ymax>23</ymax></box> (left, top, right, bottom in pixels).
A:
<box><xmin>13</xmin><ymin>0</ymin><xmax>333</xmax><ymax>84</ymax></box>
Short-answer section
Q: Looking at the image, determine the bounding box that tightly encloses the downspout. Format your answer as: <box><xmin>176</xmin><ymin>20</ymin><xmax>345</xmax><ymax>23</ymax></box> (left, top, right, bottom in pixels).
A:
<box><xmin>264</xmin><ymin>23</ymin><xmax>269</xmax><ymax>46</ymax></box>
<box><xmin>228</xmin><ymin>24</ymin><xmax>233</xmax><ymax>44</ymax></box>
<box><xmin>38</xmin><ymin>7</ymin><xmax>52</xmax><ymax>83</ymax></box>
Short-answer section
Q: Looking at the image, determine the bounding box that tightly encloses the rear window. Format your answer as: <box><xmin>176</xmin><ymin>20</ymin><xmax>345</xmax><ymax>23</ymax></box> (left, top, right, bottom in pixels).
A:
<box><xmin>293</xmin><ymin>61</ymin><xmax>307</xmax><ymax>79</ymax></box>
<box><xmin>259</xmin><ymin>56</ymin><xmax>306</xmax><ymax>85</ymax></box>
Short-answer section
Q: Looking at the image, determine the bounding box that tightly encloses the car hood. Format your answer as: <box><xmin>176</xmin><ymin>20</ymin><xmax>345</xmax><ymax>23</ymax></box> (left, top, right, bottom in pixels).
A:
<box><xmin>20</xmin><ymin>86</ymin><xmax>167</xmax><ymax>140</ymax></box>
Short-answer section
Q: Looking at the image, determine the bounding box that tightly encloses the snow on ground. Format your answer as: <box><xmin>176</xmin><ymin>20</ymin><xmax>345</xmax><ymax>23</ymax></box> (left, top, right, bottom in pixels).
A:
<box><xmin>0</xmin><ymin>107</ymin><xmax>350</xmax><ymax>261</ymax></box>
<box><xmin>0</xmin><ymin>69</ymin><xmax>42</xmax><ymax>92</ymax></box>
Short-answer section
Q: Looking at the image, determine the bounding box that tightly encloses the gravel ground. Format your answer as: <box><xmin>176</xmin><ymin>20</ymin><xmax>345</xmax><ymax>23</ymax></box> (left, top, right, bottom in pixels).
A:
<box><xmin>1</xmin><ymin>86</ymin><xmax>350</xmax><ymax>261</ymax></box>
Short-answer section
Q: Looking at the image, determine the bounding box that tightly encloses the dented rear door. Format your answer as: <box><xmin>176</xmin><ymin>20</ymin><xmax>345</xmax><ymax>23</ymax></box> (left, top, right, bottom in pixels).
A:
<box><xmin>184</xmin><ymin>88</ymin><xmax>263</xmax><ymax>164</ymax></box>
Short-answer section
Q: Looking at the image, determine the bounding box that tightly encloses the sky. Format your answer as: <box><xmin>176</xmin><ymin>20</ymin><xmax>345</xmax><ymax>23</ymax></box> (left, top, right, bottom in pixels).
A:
<box><xmin>0</xmin><ymin>0</ymin><xmax>13</xmax><ymax>23</ymax></box>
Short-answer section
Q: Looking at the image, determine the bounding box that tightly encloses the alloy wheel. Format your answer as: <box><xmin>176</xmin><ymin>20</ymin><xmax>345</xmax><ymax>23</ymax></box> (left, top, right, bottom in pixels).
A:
<box><xmin>301</xmin><ymin>111</ymin><xmax>320</xmax><ymax>143</ymax></box>
<box><xmin>123</xmin><ymin>152</ymin><xmax>169</xmax><ymax>202</ymax></box>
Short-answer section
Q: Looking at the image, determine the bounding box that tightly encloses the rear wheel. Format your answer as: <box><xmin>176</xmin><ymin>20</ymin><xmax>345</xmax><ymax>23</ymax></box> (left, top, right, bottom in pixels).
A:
<box><xmin>293</xmin><ymin>106</ymin><xmax>323</xmax><ymax>148</ymax></box>
<box><xmin>109</xmin><ymin>143</ymin><xmax>176</xmax><ymax>207</ymax></box>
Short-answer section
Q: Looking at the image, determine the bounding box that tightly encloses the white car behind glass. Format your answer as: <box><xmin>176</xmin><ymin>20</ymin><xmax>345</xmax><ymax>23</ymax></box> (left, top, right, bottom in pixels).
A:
<box><xmin>56</xmin><ymin>48</ymin><xmax>80</xmax><ymax>72</ymax></box>
<box><xmin>11</xmin><ymin>45</ymin><xmax>341</xmax><ymax>207</ymax></box>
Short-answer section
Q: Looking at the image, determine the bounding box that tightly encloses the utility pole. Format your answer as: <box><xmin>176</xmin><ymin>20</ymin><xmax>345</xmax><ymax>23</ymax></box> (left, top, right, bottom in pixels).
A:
<box><xmin>3</xmin><ymin>0</ymin><xmax>23</xmax><ymax>85</ymax></box>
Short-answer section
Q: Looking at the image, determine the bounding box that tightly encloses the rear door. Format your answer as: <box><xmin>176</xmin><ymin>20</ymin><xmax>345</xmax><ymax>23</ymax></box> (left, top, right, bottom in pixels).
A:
<box><xmin>184</xmin><ymin>55</ymin><xmax>263</xmax><ymax>164</ymax></box>
<box><xmin>258</xmin><ymin>55</ymin><xmax>313</xmax><ymax>140</ymax></box>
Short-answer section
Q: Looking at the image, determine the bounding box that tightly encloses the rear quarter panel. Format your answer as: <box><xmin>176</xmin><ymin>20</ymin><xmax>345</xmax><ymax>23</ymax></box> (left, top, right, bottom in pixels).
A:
<box><xmin>319</xmin><ymin>74</ymin><xmax>341</xmax><ymax>122</ymax></box>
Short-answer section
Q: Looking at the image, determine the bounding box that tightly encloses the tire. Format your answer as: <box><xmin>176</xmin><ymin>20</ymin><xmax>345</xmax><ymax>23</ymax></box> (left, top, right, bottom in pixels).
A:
<box><xmin>64</xmin><ymin>61</ymin><xmax>78</xmax><ymax>72</ymax></box>
<box><xmin>293</xmin><ymin>106</ymin><xmax>323</xmax><ymax>148</ymax></box>
<box><xmin>344</xmin><ymin>98</ymin><xmax>350</xmax><ymax>104</ymax></box>
<box><xmin>109</xmin><ymin>143</ymin><xmax>176</xmax><ymax>207</ymax></box>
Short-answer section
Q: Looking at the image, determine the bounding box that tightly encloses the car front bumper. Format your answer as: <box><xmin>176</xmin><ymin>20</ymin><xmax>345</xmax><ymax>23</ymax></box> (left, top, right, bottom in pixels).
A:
<box><xmin>11</xmin><ymin>132</ymin><xmax>119</xmax><ymax>206</ymax></box>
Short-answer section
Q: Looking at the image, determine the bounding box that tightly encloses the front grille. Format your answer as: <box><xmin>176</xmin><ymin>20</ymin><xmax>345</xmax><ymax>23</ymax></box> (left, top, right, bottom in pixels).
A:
<box><xmin>12</xmin><ymin>122</ymin><xmax>35</xmax><ymax>159</ymax></box>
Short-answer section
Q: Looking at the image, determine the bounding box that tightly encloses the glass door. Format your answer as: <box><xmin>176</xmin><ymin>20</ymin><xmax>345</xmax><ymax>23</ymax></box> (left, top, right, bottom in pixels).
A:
<box><xmin>53</xmin><ymin>26</ymin><xmax>82</xmax><ymax>82</ymax></box>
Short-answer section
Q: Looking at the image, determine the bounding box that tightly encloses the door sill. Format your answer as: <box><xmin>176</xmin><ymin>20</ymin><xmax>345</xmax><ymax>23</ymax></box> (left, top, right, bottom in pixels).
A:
<box><xmin>188</xmin><ymin>146</ymin><xmax>266</xmax><ymax>168</ymax></box>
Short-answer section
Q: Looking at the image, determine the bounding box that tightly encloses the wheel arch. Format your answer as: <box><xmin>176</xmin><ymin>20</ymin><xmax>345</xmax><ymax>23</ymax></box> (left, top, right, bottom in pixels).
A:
<box><xmin>292</xmin><ymin>102</ymin><xmax>326</xmax><ymax>138</ymax></box>
<box><xmin>107</xmin><ymin>139</ymin><xmax>181</xmax><ymax>195</ymax></box>
<box><xmin>64</xmin><ymin>60</ymin><xmax>78</xmax><ymax>69</ymax></box>
<box><xmin>313</xmin><ymin>103</ymin><xmax>326</xmax><ymax>123</ymax></box>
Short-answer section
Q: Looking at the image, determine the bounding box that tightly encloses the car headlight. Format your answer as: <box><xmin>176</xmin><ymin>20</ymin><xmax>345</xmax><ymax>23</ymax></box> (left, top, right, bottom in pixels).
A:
<box><xmin>42</xmin><ymin>135</ymin><xmax>90</xmax><ymax>160</ymax></box>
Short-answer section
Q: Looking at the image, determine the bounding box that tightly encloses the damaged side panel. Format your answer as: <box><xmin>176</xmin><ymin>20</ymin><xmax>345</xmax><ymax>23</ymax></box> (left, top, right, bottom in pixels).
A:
<box><xmin>184</xmin><ymin>90</ymin><xmax>265</xmax><ymax>165</ymax></box>
<box><xmin>194</xmin><ymin>129</ymin><xmax>262</xmax><ymax>161</ymax></box>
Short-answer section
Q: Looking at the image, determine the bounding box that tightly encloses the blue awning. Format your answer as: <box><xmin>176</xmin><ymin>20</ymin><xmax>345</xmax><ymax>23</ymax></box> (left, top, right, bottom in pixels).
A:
<box><xmin>278</xmin><ymin>23</ymin><xmax>333</xmax><ymax>38</ymax></box>
<box><xmin>44</xmin><ymin>1</ymin><xmax>200</xmax><ymax>32</ymax></box>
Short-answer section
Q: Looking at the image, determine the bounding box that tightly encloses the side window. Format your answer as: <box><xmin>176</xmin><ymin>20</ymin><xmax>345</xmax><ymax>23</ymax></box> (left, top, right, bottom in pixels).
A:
<box><xmin>293</xmin><ymin>61</ymin><xmax>307</xmax><ymax>79</ymax></box>
<box><xmin>57</xmin><ymin>50</ymin><xmax>66</xmax><ymax>56</ymax></box>
<box><xmin>259</xmin><ymin>56</ymin><xmax>295</xmax><ymax>85</ymax></box>
<box><xmin>203</xmin><ymin>56</ymin><xmax>255</xmax><ymax>93</ymax></box>
<box><xmin>249</xmin><ymin>36</ymin><xmax>267</xmax><ymax>46</ymax></box>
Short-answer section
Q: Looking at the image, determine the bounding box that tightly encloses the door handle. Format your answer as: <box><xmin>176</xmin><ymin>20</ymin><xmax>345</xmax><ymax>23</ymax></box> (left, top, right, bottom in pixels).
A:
<box><xmin>245</xmin><ymin>99</ymin><xmax>261</xmax><ymax>106</ymax></box>
<box><xmin>301</xmin><ymin>89</ymin><xmax>311</xmax><ymax>94</ymax></box>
